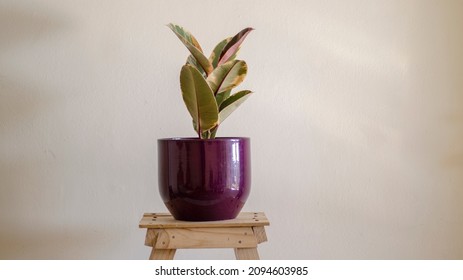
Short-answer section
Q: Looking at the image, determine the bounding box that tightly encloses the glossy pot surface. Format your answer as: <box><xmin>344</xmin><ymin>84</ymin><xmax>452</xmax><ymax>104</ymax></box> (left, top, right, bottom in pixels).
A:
<box><xmin>158</xmin><ymin>137</ymin><xmax>251</xmax><ymax>221</ymax></box>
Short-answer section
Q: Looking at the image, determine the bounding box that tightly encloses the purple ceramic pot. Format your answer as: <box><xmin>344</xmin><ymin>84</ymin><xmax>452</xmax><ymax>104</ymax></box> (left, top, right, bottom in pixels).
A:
<box><xmin>157</xmin><ymin>137</ymin><xmax>251</xmax><ymax>221</ymax></box>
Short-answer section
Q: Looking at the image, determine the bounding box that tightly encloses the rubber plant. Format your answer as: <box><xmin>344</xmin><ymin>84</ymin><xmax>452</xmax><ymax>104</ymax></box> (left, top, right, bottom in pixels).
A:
<box><xmin>167</xmin><ymin>23</ymin><xmax>254</xmax><ymax>139</ymax></box>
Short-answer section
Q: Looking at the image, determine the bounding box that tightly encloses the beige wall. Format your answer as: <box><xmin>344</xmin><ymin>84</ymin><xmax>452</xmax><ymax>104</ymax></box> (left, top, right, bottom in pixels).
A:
<box><xmin>1</xmin><ymin>0</ymin><xmax>462</xmax><ymax>259</ymax></box>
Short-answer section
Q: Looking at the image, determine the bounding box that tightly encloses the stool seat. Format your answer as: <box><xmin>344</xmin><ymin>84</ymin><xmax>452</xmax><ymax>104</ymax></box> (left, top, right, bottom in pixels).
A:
<box><xmin>139</xmin><ymin>212</ymin><xmax>269</xmax><ymax>260</ymax></box>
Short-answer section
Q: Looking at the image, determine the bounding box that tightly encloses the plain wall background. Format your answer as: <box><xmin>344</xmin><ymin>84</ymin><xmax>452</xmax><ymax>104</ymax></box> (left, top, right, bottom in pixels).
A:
<box><xmin>1</xmin><ymin>0</ymin><xmax>462</xmax><ymax>259</ymax></box>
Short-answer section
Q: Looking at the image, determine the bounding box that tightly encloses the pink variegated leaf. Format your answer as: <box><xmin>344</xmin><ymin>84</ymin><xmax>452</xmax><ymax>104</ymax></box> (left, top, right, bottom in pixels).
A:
<box><xmin>217</xmin><ymin>27</ymin><xmax>253</xmax><ymax>66</ymax></box>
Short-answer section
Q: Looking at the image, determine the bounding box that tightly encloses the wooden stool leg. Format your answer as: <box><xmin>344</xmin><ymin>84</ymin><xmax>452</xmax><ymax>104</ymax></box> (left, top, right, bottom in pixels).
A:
<box><xmin>234</xmin><ymin>247</ymin><xmax>260</xmax><ymax>260</ymax></box>
<box><xmin>149</xmin><ymin>248</ymin><xmax>176</xmax><ymax>260</ymax></box>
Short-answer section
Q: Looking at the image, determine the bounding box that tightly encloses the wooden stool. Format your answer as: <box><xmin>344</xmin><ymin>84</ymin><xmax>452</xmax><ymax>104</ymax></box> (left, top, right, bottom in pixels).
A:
<box><xmin>139</xmin><ymin>212</ymin><xmax>269</xmax><ymax>260</ymax></box>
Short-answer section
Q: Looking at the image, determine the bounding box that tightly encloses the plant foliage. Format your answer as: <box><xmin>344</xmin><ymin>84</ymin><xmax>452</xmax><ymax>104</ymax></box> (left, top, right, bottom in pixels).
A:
<box><xmin>167</xmin><ymin>23</ymin><xmax>254</xmax><ymax>139</ymax></box>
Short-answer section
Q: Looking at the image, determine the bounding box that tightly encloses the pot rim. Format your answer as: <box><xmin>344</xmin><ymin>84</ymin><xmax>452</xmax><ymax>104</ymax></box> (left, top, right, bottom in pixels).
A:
<box><xmin>158</xmin><ymin>137</ymin><xmax>250</xmax><ymax>142</ymax></box>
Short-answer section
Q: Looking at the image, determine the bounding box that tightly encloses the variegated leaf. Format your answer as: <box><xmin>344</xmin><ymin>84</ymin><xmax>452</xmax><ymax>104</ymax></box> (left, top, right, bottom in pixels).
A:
<box><xmin>219</xmin><ymin>90</ymin><xmax>252</xmax><ymax>123</ymax></box>
<box><xmin>168</xmin><ymin>23</ymin><xmax>202</xmax><ymax>51</ymax></box>
<box><xmin>217</xmin><ymin>27</ymin><xmax>253</xmax><ymax>66</ymax></box>
<box><xmin>215</xmin><ymin>90</ymin><xmax>231</xmax><ymax>107</ymax></box>
<box><xmin>180</xmin><ymin>65</ymin><xmax>219</xmax><ymax>137</ymax></box>
<box><xmin>209</xmin><ymin>37</ymin><xmax>232</xmax><ymax>68</ymax></box>
<box><xmin>192</xmin><ymin>120</ymin><xmax>218</xmax><ymax>139</ymax></box>
<box><xmin>206</xmin><ymin>60</ymin><xmax>247</xmax><ymax>96</ymax></box>
<box><xmin>186</xmin><ymin>55</ymin><xmax>206</xmax><ymax>77</ymax></box>
<box><xmin>192</xmin><ymin>119</ymin><xmax>217</xmax><ymax>138</ymax></box>
<box><xmin>167</xmin><ymin>23</ymin><xmax>213</xmax><ymax>75</ymax></box>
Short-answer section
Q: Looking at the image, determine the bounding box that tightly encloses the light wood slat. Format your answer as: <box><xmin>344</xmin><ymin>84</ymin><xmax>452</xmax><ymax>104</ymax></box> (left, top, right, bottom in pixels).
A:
<box><xmin>143</xmin><ymin>213</ymin><xmax>173</xmax><ymax>217</ymax></box>
<box><xmin>252</xmin><ymin>226</ymin><xmax>267</xmax><ymax>244</ymax></box>
<box><xmin>139</xmin><ymin>212</ymin><xmax>269</xmax><ymax>229</ymax></box>
<box><xmin>150</xmin><ymin>248</ymin><xmax>176</xmax><ymax>260</ymax></box>
<box><xmin>144</xmin><ymin>229</ymin><xmax>158</xmax><ymax>246</ymax></box>
<box><xmin>234</xmin><ymin>248</ymin><xmax>260</xmax><ymax>260</ymax></box>
<box><xmin>154</xmin><ymin>227</ymin><xmax>257</xmax><ymax>249</ymax></box>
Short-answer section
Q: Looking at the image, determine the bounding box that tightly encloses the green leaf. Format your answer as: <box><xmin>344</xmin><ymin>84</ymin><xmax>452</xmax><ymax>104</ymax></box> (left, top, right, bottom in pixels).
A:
<box><xmin>186</xmin><ymin>55</ymin><xmax>206</xmax><ymax>77</ymax></box>
<box><xmin>207</xmin><ymin>60</ymin><xmax>247</xmax><ymax>96</ymax></box>
<box><xmin>192</xmin><ymin>119</ymin><xmax>218</xmax><ymax>139</ymax></box>
<box><xmin>180</xmin><ymin>65</ymin><xmax>219</xmax><ymax>136</ymax></box>
<box><xmin>219</xmin><ymin>90</ymin><xmax>252</xmax><ymax>123</ymax></box>
<box><xmin>209</xmin><ymin>37</ymin><xmax>232</xmax><ymax>68</ymax></box>
<box><xmin>215</xmin><ymin>90</ymin><xmax>231</xmax><ymax>107</ymax></box>
<box><xmin>170</xmin><ymin>24</ymin><xmax>203</xmax><ymax>51</ymax></box>
<box><xmin>167</xmin><ymin>23</ymin><xmax>213</xmax><ymax>75</ymax></box>
<box><xmin>218</xmin><ymin>27</ymin><xmax>253</xmax><ymax>66</ymax></box>
<box><xmin>209</xmin><ymin>126</ymin><xmax>219</xmax><ymax>138</ymax></box>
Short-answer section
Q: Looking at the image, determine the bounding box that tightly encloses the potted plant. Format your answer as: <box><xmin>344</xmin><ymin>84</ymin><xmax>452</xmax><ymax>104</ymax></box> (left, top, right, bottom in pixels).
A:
<box><xmin>158</xmin><ymin>23</ymin><xmax>254</xmax><ymax>221</ymax></box>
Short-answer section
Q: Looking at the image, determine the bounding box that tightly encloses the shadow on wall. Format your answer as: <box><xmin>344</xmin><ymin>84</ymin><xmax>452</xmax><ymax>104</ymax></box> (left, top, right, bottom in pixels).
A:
<box><xmin>0</xmin><ymin>4</ymin><xmax>69</xmax><ymax>259</ymax></box>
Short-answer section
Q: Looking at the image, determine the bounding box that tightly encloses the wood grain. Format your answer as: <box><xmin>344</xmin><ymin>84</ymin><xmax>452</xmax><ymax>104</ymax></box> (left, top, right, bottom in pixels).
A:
<box><xmin>139</xmin><ymin>212</ymin><xmax>269</xmax><ymax>229</ymax></box>
<box><xmin>234</xmin><ymin>247</ymin><xmax>260</xmax><ymax>260</ymax></box>
<box><xmin>154</xmin><ymin>227</ymin><xmax>257</xmax><ymax>249</ymax></box>
<box><xmin>252</xmin><ymin>226</ymin><xmax>268</xmax><ymax>243</ymax></box>
<box><xmin>149</xmin><ymin>248</ymin><xmax>176</xmax><ymax>260</ymax></box>
<box><xmin>140</xmin><ymin>212</ymin><xmax>269</xmax><ymax>260</ymax></box>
